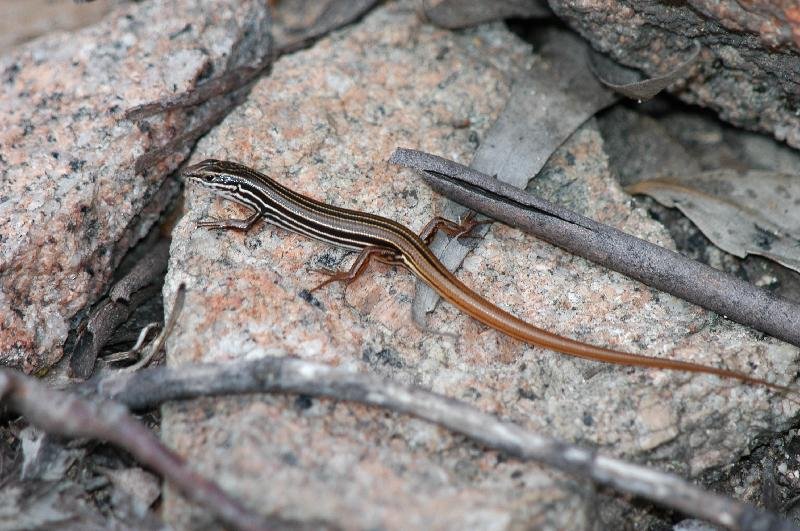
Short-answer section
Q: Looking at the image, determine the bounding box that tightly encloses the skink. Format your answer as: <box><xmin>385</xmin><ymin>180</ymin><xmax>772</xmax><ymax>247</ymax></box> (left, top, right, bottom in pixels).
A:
<box><xmin>183</xmin><ymin>159</ymin><xmax>790</xmax><ymax>394</ymax></box>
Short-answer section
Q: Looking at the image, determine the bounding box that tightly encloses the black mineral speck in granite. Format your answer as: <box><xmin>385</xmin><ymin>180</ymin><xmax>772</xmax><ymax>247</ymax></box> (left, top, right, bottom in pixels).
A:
<box><xmin>362</xmin><ymin>346</ymin><xmax>404</xmax><ymax>368</ymax></box>
<box><xmin>4</xmin><ymin>63</ymin><xmax>20</xmax><ymax>84</ymax></box>
<box><xmin>280</xmin><ymin>452</ymin><xmax>299</xmax><ymax>466</ymax></box>
<box><xmin>315</xmin><ymin>252</ymin><xmax>340</xmax><ymax>269</ymax></box>
<box><xmin>518</xmin><ymin>387</ymin><xmax>538</xmax><ymax>401</ymax></box>
<box><xmin>169</xmin><ymin>23</ymin><xmax>193</xmax><ymax>40</ymax></box>
<box><xmin>468</xmin><ymin>130</ymin><xmax>479</xmax><ymax>148</ymax></box>
<box><xmin>298</xmin><ymin>289</ymin><xmax>323</xmax><ymax>309</ymax></box>
<box><xmin>294</xmin><ymin>395</ymin><xmax>313</xmax><ymax>410</ymax></box>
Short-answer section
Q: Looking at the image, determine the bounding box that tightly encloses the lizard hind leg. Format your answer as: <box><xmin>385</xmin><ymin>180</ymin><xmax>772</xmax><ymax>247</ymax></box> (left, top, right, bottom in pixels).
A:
<box><xmin>417</xmin><ymin>211</ymin><xmax>491</xmax><ymax>244</ymax></box>
<box><xmin>309</xmin><ymin>246</ymin><xmax>400</xmax><ymax>293</ymax></box>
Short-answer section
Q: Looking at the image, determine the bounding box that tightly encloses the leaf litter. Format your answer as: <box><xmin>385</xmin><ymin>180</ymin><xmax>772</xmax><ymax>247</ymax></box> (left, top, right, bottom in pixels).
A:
<box><xmin>627</xmin><ymin>170</ymin><xmax>800</xmax><ymax>273</ymax></box>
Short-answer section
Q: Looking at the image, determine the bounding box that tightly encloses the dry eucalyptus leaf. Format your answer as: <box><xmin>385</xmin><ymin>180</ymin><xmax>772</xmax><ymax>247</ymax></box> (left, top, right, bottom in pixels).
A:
<box><xmin>626</xmin><ymin>170</ymin><xmax>800</xmax><ymax>273</ymax></box>
<box><xmin>587</xmin><ymin>42</ymin><xmax>700</xmax><ymax>101</ymax></box>
<box><xmin>20</xmin><ymin>427</ymin><xmax>85</xmax><ymax>481</ymax></box>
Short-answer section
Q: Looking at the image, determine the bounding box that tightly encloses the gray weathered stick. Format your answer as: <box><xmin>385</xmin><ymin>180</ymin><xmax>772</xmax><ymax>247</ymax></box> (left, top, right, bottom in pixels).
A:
<box><xmin>70</xmin><ymin>239</ymin><xmax>170</xmax><ymax>379</ymax></box>
<box><xmin>390</xmin><ymin>148</ymin><xmax>800</xmax><ymax>348</ymax></box>
<box><xmin>133</xmin><ymin>91</ymin><xmax>247</xmax><ymax>175</ymax></box>
<box><xmin>0</xmin><ymin>369</ymin><xmax>282</xmax><ymax>531</ymax></box>
<box><xmin>70</xmin><ymin>285</ymin><xmax>160</xmax><ymax>379</ymax></box>
<box><xmin>93</xmin><ymin>357</ymin><xmax>798</xmax><ymax>531</ymax></box>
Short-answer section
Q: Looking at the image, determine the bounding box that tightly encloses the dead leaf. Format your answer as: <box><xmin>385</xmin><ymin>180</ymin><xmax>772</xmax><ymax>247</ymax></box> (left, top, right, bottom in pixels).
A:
<box><xmin>626</xmin><ymin>170</ymin><xmax>800</xmax><ymax>273</ymax></box>
<box><xmin>20</xmin><ymin>427</ymin><xmax>85</xmax><ymax>481</ymax></box>
<box><xmin>588</xmin><ymin>42</ymin><xmax>700</xmax><ymax>101</ymax></box>
<box><xmin>0</xmin><ymin>481</ymin><xmax>109</xmax><ymax>530</ymax></box>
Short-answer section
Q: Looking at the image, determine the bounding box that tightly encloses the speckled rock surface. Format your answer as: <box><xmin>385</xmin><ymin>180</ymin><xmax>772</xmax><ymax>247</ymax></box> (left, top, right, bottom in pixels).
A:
<box><xmin>0</xmin><ymin>0</ymin><xmax>270</xmax><ymax>372</ymax></box>
<box><xmin>163</xmin><ymin>2</ymin><xmax>799</xmax><ymax>528</ymax></box>
<box><xmin>547</xmin><ymin>0</ymin><xmax>800</xmax><ymax>149</ymax></box>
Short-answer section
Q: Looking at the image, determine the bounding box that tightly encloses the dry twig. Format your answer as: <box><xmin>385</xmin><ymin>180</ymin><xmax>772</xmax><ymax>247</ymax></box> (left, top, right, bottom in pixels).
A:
<box><xmin>0</xmin><ymin>370</ymin><xmax>281</xmax><ymax>531</ymax></box>
<box><xmin>125</xmin><ymin>59</ymin><xmax>272</xmax><ymax>122</ymax></box>
<box><xmin>117</xmin><ymin>283</ymin><xmax>186</xmax><ymax>373</ymax></box>
<box><xmin>93</xmin><ymin>356</ymin><xmax>798</xmax><ymax>531</ymax></box>
<box><xmin>70</xmin><ymin>285</ymin><xmax>160</xmax><ymax>379</ymax></box>
<box><xmin>70</xmin><ymin>239</ymin><xmax>170</xmax><ymax>378</ymax></box>
<box><xmin>390</xmin><ymin>148</ymin><xmax>800</xmax><ymax>349</ymax></box>
<box><xmin>133</xmin><ymin>91</ymin><xmax>249</xmax><ymax>175</ymax></box>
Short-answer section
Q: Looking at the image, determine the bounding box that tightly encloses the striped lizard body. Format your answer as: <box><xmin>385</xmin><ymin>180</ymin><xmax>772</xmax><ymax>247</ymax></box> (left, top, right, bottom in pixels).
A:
<box><xmin>183</xmin><ymin>158</ymin><xmax>791</xmax><ymax>394</ymax></box>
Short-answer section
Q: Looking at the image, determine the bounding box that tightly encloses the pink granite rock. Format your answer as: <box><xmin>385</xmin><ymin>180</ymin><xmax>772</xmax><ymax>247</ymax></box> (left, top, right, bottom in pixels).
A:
<box><xmin>163</xmin><ymin>2</ymin><xmax>798</xmax><ymax>528</ymax></box>
<box><xmin>0</xmin><ymin>0</ymin><xmax>270</xmax><ymax>372</ymax></box>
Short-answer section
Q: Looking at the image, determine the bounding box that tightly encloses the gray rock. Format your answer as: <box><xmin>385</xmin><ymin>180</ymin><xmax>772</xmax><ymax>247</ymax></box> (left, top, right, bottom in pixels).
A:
<box><xmin>0</xmin><ymin>0</ymin><xmax>270</xmax><ymax>372</ymax></box>
<box><xmin>548</xmin><ymin>0</ymin><xmax>800</xmax><ymax>148</ymax></box>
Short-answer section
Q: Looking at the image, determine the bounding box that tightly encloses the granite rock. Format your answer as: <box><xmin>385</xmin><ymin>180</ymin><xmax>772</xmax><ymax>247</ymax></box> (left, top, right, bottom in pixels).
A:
<box><xmin>163</xmin><ymin>1</ymin><xmax>798</xmax><ymax>528</ymax></box>
<box><xmin>0</xmin><ymin>0</ymin><xmax>270</xmax><ymax>372</ymax></box>
<box><xmin>548</xmin><ymin>0</ymin><xmax>800</xmax><ymax>149</ymax></box>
